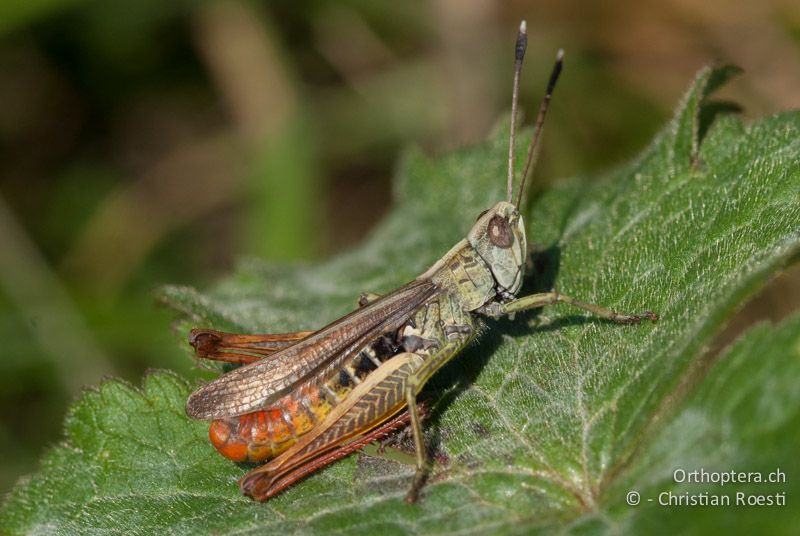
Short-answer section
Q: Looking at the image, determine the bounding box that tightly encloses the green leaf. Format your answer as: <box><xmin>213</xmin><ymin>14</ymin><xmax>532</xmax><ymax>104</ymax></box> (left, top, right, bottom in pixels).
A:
<box><xmin>2</xmin><ymin>66</ymin><xmax>798</xmax><ymax>535</ymax></box>
<box><xmin>614</xmin><ymin>314</ymin><xmax>800</xmax><ymax>536</ymax></box>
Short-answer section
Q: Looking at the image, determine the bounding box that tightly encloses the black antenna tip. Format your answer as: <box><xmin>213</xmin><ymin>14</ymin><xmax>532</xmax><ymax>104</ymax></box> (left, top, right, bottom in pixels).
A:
<box><xmin>546</xmin><ymin>49</ymin><xmax>564</xmax><ymax>94</ymax></box>
<box><xmin>515</xmin><ymin>20</ymin><xmax>527</xmax><ymax>62</ymax></box>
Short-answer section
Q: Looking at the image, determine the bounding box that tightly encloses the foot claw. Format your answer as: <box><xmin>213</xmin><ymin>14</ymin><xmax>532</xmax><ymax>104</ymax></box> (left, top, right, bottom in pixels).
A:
<box><xmin>616</xmin><ymin>310</ymin><xmax>659</xmax><ymax>324</ymax></box>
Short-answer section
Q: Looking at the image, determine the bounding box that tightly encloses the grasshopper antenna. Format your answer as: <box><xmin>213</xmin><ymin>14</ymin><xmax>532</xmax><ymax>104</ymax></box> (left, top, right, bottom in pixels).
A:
<box><xmin>515</xmin><ymin>48</ymin><xmax>564</xmax><ymax>207</ymax></box>
<box><xmin>507</xmin><ymin>20</ymin><xmax>527</xmax><ymax>204</ymax></box>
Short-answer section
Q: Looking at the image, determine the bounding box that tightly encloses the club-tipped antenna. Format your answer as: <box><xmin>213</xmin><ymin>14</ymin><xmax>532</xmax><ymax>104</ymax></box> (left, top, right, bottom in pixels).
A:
<box><xmin>515</xmin><ymin>48</ymin><xmax>563</xmax><ymax>207</ymax></box>
<box><xmin>507</xmin><ymin>20</ymin><xmax>527</xmax><ymax>204</ymax></box>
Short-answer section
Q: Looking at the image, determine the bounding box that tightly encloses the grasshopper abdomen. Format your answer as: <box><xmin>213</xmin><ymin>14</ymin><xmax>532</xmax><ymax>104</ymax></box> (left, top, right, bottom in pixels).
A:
<box><xmin>206</xmin><ymin>333</ymin><xmax>403</xmax><ymax>463</ymax></box>
<box><xmin>208</xmin><ymin>383</ymin><xmax>331</xmax><ymax>463</ymax></box>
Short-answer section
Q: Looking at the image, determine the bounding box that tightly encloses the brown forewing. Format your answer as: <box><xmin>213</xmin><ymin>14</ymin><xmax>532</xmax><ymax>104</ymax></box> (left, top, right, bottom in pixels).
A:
<box><xmin>185</xmin><ymin>279</ymin><xmax>437</xmax><ymax>419</ymax></box>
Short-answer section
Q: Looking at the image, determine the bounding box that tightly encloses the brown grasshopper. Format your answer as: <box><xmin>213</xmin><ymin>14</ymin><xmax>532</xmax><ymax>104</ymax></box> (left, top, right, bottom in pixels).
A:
<box><xmin>185</xmin><ymin>20</ymin><xmax>657</xmax><ymax>503</ymax></box>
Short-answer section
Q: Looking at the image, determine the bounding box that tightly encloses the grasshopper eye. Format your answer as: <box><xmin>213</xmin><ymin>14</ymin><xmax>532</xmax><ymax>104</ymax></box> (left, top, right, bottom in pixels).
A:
<box><xmin>487</xmin><ymin>215</ymin><xmax>513</xmax><ymax>248</ymax></box>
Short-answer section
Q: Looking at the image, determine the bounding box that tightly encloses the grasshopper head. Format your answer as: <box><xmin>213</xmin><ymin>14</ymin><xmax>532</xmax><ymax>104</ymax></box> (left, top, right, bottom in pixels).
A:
<box><xmin>468</xmin><ymin>201</ymin><xmax>526</xmax><ymax>296</ymax></box>
<box><xmin>471</xmin><ymin>25</ymin><xmax>561</xmax><ymax>297</ymax></box>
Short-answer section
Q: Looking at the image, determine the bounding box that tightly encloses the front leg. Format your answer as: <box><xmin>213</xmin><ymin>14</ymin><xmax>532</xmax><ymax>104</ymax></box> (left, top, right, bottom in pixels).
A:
<box><xmin>481</xmin><ymin>291</ymin><xmax>657</xmax><ymax>323</ymax></box>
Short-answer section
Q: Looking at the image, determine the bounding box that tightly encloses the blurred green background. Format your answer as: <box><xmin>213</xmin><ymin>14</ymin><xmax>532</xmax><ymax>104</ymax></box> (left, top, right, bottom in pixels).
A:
<box><xmin>0</xmin><ymin>0</ymin><xmax>798</xmax><ymax>494</ymax></box>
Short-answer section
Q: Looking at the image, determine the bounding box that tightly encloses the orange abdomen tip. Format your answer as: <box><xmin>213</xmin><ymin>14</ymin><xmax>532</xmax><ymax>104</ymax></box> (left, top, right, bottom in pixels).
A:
<box><xmin>209</xmin><ymin>419</ymin><xmax>249</xmax><ymax>463</ymax></box>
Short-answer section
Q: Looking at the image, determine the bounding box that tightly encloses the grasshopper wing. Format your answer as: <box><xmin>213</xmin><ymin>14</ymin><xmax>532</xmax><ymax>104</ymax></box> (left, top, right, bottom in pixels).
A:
<box><xmin>186</xmin><ymin>280</ymin><xmax>437</xmax><ymax>419</ymax></box>
<box><xmin>189</xmin><ymin>329</ymin><xmax>315</xmax><ymax>364</ymax></box>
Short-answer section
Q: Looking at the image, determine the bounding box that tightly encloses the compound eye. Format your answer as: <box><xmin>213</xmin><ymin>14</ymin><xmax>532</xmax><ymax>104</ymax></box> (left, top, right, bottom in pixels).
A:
<box><xmin>487</xmin><ymin>215</ymin><xmax>513</xmax><ymax>248</ymax></box>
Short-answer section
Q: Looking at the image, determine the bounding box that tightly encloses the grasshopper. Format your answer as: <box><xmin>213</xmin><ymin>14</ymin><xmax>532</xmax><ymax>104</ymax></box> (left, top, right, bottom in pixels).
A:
<box><xmin>185</xmin><ymin>20</ymin><xmax>657</xmax><ymax>503</ymax></box>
